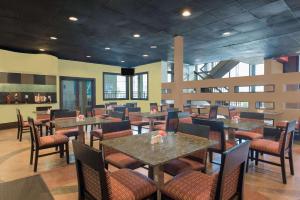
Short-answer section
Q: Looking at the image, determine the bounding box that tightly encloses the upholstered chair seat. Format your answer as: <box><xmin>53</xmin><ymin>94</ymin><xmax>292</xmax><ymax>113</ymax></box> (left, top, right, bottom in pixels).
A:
<box><xmin>39</xmin><ymin>135</ymin><xmax>69</xmax><ymax>149</ymax></box>
<box><xmin>234</xmin><ymin>130</ymin><xmax>263</xmax><ymax>140</ymax></box>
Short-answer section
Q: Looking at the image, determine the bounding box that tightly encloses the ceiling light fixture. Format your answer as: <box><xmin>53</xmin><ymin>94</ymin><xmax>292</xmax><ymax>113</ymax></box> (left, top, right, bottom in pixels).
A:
<box><xmin>150</xmin><ymin>45</ymin><xmax>157</xmax><ymax>49</ymax></box>
<box><xmin>104</xmin><ymin>47</ymin><xmax>111</xmax><ymax>50</ymax></box>
<box><xmin>69</xmin><ymin>16</ymin><xmax>78</xmax><ymax>21</ymax></box>
<box><xmin>50</xmin><ymin>36</ymin><xmax>57</xmax><ymax>40</ymax></box>
<box><xmin>182</xmin><ymin>9</ymin><xmax>191</xmax><ymax>17</ymax></box>
<box><xmin>121</xmin><ymin>60</ymin><xmax>125</xmax><ymax>63</ymax></box>
<box><xmin>133</xmin><ymin>34</ymin><xmax>140</xmax><ymax>38</ymax></box>
<box><xmin>222</xmin><ymin>32</ymin><xmax>231</xmax><ymax>37</ymax></box>
<box><xmin>143</xmin><ymin>54</ymin><xmax>149</xmax><ymax>57</ymax></box>
<box><xmin>86</xmin><ymin>55</ymin><xmax>91</xmax><ymax>58</ymax></box>
<box><xmin>39</xmin><ymin>48</ymin><xmax>45</xmax><ymax>52</ymax></box>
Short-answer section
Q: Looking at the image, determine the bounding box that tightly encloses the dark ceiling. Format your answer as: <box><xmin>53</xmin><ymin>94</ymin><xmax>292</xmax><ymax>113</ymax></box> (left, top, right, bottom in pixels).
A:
<box><xmin>1</xmin><ymin>0</ymin><xmax>300</xmax><ymax>67</ymax></box>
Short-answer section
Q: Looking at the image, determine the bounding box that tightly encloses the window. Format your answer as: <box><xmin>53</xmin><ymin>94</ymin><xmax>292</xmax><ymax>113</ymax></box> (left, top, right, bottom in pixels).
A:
<box><xmin>230</xmin><ymin>101</ymin><xmax>249</xmax><ymax>108</ymax></box>
<box><xmin>183</xmin><ymin>64</ymin><xmax>196</xmax><ymax>81</ymax></box>
<box><xmin>200</xmin><ymin>87</ymin><xmax>229</xmax><ymax>93</ymax></box>
<box><xmin>182</xmin><ymin>88</ymin><xmax>197</xmax><ymax>93</ymax></box>
<box><xmin>215</xmin><ymin>100</ymin><xmax>230</xmax><ymax>106</ymax></box>
<box><xmin>161</xmin><ymin>88</ymin><xmax>171</xmax><ymax>94</ymax></box>
<box><xmin>188</xmin><ymin>100</ymin><xmax>211</xmax><ymax>106</ymax></box>
<box><xmin>167</xmin><ymin>62</ymin><xmax>174</xmax><ymax>83</ymax></box>
<box><xmin>285</xmin><ymin>102</ymin><xmax>300</xmax><ymax>109</ymax></box>
<box><xmin>131</xmin><ymin>72</ymin><xmax>148</xmax><ymax>100</ymax></box>
<box><xmin>256</xmin><ymin>101</ymin><xmax>274</xmax><ymax>110</ymax></box>
<box><xmin>286</xmin><ymin>83</ymin><xmax>300</xmax><ymax>91</ymax></box>
<box><xmin>234</xmin><ymin>85</ymin><xmax>274</xmax><ymax>93</ymax></box>
<box><xmin>223</xmin><ymin>62</ymin><xmax>264</xmax><ymax>78</ymax></box>
<box><xmin>103</xmin><ymin>73</ymin><xmax>129</xmax><ymax>100</ymax></box>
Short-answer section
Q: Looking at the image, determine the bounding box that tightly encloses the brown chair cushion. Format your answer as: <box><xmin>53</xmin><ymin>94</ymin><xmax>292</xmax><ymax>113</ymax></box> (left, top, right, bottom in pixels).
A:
<box><xmin>164</xmin><ymin>157</ymin><xmax>205</xmax><ymax>176</ymax></box>
<box><xmin>56</xmin><ymin>128</ymin><xmax>79</xmax><ymax>137</ymax></box>
<box><xmin>39</xmin><ymin>135</ymin><xmax>69</xmax><ymax>148</ymax></box>
<box><xmin>234</xmin><ymin>131</ymin><xmax>263</xmax><ymax>140</ymax></box>
<box><xmin>106</xmin><ymin>117</ymin><xmax>122</xmax><ymax>122</ymax></box>
<box><xmin>110</xmin><ymin>169</ymin><xmax>156</xmax><ymax>200</ymax></box>
<box><xmin>161</xmin><ymin>170</ymin><xmax>217</xmax><ymax>200</ymax></box>
<box><xmin>250</xmin><ymin>139</ymin><xmax>279</xmax><ymax>154</ymax></box>
<box><xmin>179</xmin><ymin>117</ymin><xmax>192</xmax><ymax>124</ymax></box>
<box><xmin>105</xmin><ymin>153</ymin><xmax>144</xmax><ymax>170</ymax></box>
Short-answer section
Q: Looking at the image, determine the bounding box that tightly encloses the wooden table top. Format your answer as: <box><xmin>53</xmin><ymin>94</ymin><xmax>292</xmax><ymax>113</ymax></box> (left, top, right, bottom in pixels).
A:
<box><xmin>101</xmin><ymin>131</ymin><xmax>216</xmax><ymax>167</ymax></box>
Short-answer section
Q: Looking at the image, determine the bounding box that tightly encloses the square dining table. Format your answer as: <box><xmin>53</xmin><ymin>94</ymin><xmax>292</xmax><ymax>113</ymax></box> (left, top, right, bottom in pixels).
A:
<box><xmin>101</xmin><ymin>131</ymin><xmax>217</xmax><ymax>199</ymax></box>
<box><xmin>55</xmin><ymin>117</ymin><xmax>111</xmax><ymax>143</ymax></box>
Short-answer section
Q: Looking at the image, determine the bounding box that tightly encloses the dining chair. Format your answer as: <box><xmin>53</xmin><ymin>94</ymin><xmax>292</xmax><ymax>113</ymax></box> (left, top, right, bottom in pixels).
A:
<box><xmin>97</xmin><ymin>121</ymin><xmax>144</xmax><ymax>170</ymax></box>
<box><xmin>234</xmin><ymin>112</ymin><xmax>264</xmax><ymax>142</ymax></box>
<box><xmin>161</xmin><ymin>141</ymin><xmax>250</xmax><ymax>200</ymax></box>
<box><xmin>193</xmin><ymin>118</ymin><xmax>236</xmax><ymax>164</ymax></box>
<box><xmin>28</xmin><ymin>117</ymin><xmax>69</xmax><ymax>172</ymax></box>
<box><xmin>227</xmin><ymin>106</ymin><xmax>238</xmax><ymax>119</ymax></box>
<box><xmin>153</xmin><ymin>111</ymin><xmax>179</xmax><ymax>132</ymax></box>
<box><xmin>54</xmin><ymin>110</ymin><xmax>79</xmax><ymax>139</ymax></box>
<box><xmin>45</xmin><ymin>109</ymin><xmax>68</xmax><ymax>135</ymax></box>
<box><xmin>125</xmin><ymin>102</ymin><xmax>136</xmax><ymax>108</ymax></box>
<box><xmin>36</xmin><ymin>106</ymin><xmax>52</xmax><ymax>123</ymax></box>
<box><xmin>17</xmin><ymin>109</ymin><xmax>42</xmax><ymax>141</ymax></box>
<box><xmin>128</xmin><ymin>107</ymin><xmax>149</xmax><ymax>134</ymax></box>
<box><xmin>106</xmin><ymin>111</ymin><xmax>125</xmax><ymax>121</ymax></box>
<box><xmin>183</xmin><ymin>104</ymin><xmax>192</xmax><ymax>113</ymax></box>
<box><xmin>92</xmin><ymin>107</ymin><xmax>107</xmax><ymax>118</ymax></box>
<box><xmin>178</xmin><ymin>112</ymin><xmax>192</xmax><ymax>124</ymax></box>
<box><xmin>72</xmin><ymin>140</ymin><xmax>157</xmax><ymax>200</ymax></box>
<box><xmin>150</xmin><ymin>103</ymin><xmax>158</xmax><ymax>112</ymax></box>
<box><xmin>249</xmin><ymin>120</ymin><xmax>296</xmax><ymax>184</ymax></box>
<box><xmin>163</xmin><ymin>123</ymin><xmax>210</xmax><ymax>176</ymax></box>
<box><xmin>94</xmin><ymin>104</ymin><xmax>105</xmax><ymax>108</ymax></box>
<box><xmin>198</xmin><ymin>105</ymin><xmax>218</xmax><ymax>119</ymax></box>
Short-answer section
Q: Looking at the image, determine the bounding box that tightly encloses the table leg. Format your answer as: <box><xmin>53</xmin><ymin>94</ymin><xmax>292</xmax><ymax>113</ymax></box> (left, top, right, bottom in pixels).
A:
<box><xmin>149</xmin><ymin>165</ymin><xmax>164</xmax><ymax>200</ymax></box>
<box><xmin>198</xmin><ymin>108</ymin><xmax>201</xmax><ymax>115</ymax></box>
<box><xmin>149</xmin><ymin>119</ymin><xmax>154</xmax><ymax>132</ymax></box>
<box><xmin>78</xmin><ymin>125</ymin><xmax>85</xmax><ymax>143</ymax></box>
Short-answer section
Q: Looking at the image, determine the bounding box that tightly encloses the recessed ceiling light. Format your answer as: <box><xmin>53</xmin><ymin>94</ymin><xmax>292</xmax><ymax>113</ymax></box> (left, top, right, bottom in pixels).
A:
<box><xmin>222</xmin><ymin>32</ymin><xmax>231</xmax><ymax>37</ymax></box>
<box><xmin>143</xmin><ymin>54</ymin><xmax>149</xmax><ymax>57</ymax></box>
<box><xmin>150</xmin><ymin>45</ymin><xmax>157</xmax><ymax>49</ymax></box>
<box><xmin>69</xmin><ymin>16</ymin><xmax>78</xmax><ymax>21</ymax></box>
<box><xmin>104</xmin><ymin>47</ymin><xmax>111</xmax><ymax>50</ymax></box>
<box><xmin>50</xmin><ymin>36</ymin><xmax>57</xmax><ymax>40</ymax></box>
<box><xmin>39</xmin><ymin>48</ymin><xmax>45</xmax><ymax>52</ymax></box>
<box><xmin>86</xmin><ymin>55</ymin><xmax>91</xmax><ymax>58</ymax></box>
<box><xmin>182</xmin><ymin>9</ymin><xmax>191</xmax><ymax>17</ymax></box>
<box><xmin>133</xmin><ymin>34</ymin><xmax>140</xmax><ymax>38</ymax></box>
<box><xmin>121</xmin><ymin>60</ymin><xmax>125</xmax><ymax>63</ymax></box>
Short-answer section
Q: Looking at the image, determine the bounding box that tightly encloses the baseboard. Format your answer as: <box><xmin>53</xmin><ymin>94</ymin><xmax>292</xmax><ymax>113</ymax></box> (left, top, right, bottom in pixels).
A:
<box><xmin>0</xmin><ymin>122</ymin><xmax>18</xmax><ymax>130</ymax></box>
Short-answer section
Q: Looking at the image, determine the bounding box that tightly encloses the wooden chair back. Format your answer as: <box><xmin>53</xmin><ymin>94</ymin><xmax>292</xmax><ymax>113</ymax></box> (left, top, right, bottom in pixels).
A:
<box><xmin>216</xmin><ymin>141</ymin><xmax>250</xmax><ymax>200</ymax></box>
<box><xmin>166</xmin><ymin>111</ymin><xmax>179</xmax><ymax>132</ymax></box>
<box><xmin>209</xmin><ymin>105</ymin><xmax>218</xmax><ymax>119</ymax></box>
<box><xmin>72</xmin><ymin>140</ymin><xmax>109</xmax><ymax>200</ymax></box>
<box><xmin>28</xmin><ymin>117</ymin><xmax>41</xmax><ymax>148</ymax></box>
<box><xmin>279</xmin><ymin>120</ymin><xmax>296</xmax><ymax>154</ymax></box>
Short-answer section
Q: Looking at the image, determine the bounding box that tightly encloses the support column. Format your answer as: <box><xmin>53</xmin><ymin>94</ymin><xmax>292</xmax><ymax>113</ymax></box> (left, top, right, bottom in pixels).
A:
<box><xmin>173</xmin><ymin>36</ymin><xmax>184</xmax><ymax>109</ymax></box>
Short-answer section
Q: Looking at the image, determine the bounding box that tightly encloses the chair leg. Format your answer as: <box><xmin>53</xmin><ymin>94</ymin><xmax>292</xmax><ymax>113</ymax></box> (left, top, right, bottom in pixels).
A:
<box><xmin>209</xmin><ymin>152</ymin><xmax>213</xmax><ymax>163</ymax></box>
<box><xmin>17</xmin><ymin>126</ymin><xmax>20</xmax><ymax>139</ymax></box>
<box><xmin>30</xmin><ymin>145</ymin><xmax>34</xmax><ymax>165</ymax></box>
<box><xmin>280</xmin><ymin>155</ymin><xmax>287</xmax><ymax>184</ymax></box>
<box><xmin>90</xmin><ymin>135</ymin><xmax>94</xmax><ymax>147</ymax></box>
<box><xmin>59</xmin><ymin>145</ymin><xmax>64</xmax><ymax>158</ymax></box>
<box><xmin>34</xmin><ymin>149</ymin><xmax>39</xmax><ymax>172</ymax></box>
<box><xmin>246</xmin><ymin>156</ymin><xmax>249</xmax><ymax>173</ymax></box>
<box><xmin>105</xmin><ymin>162</ymin><xmax>108</xmax><ymax>169</ymax></box>
<box><xmin>65</xmin><ymin>143</ymin><xmax>69</xmax><ymax>164</ymax></box>
<box><xmin>138</xmin><ymin>126</ymin><xmax>142</xmax><ymax>134</ymax></box>
<box><xmin>19</xmin><ymin>128</ymin><xmax>23</xmax><ymax>142</ymax></box>
<box><xmin>46</xmin><ymin>126</ymin><xmax>48</xmax><ymax>136</ymax></box>
<box><xmin>250</xmin><ymin>150</ymin><xmax>254</xmax><ymax>161</ymax></box>
<box><xmin>288</xmin><ymin>150</ymin><xmax>294</xmax><ymax>175</ymax></box>
<box><xmin>255</xmin><ymin>151</ymin><xmax>259</xmax><ymax>166</ymax></box>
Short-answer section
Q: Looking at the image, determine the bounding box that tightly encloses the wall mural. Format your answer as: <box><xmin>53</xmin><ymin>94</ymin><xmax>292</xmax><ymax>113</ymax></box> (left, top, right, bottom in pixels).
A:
<box><xmin>0</xmin><ymin>72</ymin><xmax>57</xmax><ymax>104</ymax></box>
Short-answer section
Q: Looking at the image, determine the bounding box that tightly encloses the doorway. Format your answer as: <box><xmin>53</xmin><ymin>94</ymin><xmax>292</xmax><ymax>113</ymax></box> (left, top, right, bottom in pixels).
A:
<box><xmin>60</xmin><ymin>76</ymin><xmax>95</xmax><ymax>115</ymax></box>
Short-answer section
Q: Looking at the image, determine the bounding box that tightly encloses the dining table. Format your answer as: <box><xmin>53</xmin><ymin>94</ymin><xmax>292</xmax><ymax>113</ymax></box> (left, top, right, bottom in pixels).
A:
<box><xmin>139</xmin><ymin>112</ymin><xmax>167</xmax><ymax>131</ymax></box>
<box><xmin>101</xmin><ymin>131</ymin><xmax>217</xmax><ymax>200</ymax></box>
<box><xmin>55</xmin><ymin>117</ymin><xmax>111</xmax><ymax>143</ymax></box>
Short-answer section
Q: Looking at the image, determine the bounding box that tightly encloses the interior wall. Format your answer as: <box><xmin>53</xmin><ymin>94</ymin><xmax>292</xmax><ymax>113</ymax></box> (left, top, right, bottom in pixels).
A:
<box><xmin>162</xmin><ymin>59</ymin><xmax>300</xmax><ymax>123</ymax></box>
<box><xmin>0</xmin><ymin>50</ymin><xmax>161</xmax><ymax>124</ymax></box>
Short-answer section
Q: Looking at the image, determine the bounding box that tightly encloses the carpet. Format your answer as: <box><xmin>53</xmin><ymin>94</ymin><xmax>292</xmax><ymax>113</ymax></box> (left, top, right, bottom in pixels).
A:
<box><xmin>0</xmin><ymin>175</ymin><xmax>54</xmax><ymax>200</ymax></box>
